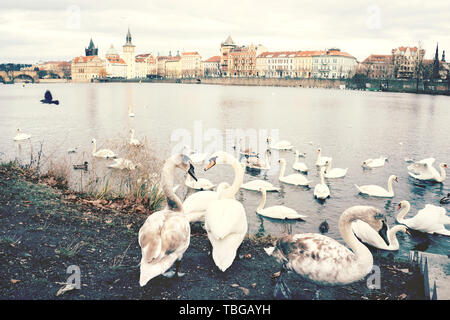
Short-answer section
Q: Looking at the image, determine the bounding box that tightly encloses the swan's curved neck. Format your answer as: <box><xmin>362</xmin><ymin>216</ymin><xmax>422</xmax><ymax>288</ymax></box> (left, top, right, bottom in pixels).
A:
<box><xmin>320</xmin><ymin>168</ymin><xmax>325</xmax><ymax>184</ymax></box>
<box><xmin>220</xmin><ymin>154</ymin><xmax>243</xmax><ymax>199</ymax></box>
<box><xmin>92</xmin><ymin>141</ymin><xmax>96</xmax><ymax>153</ymax></box>
<box><xmin>295</xmin><ymin>152</ymin><xmax>299</xmax><ymax>162</ymax></box>
<box><xmin>326</xmin><ymin>159</ymin><xmax>332</xmax><ymax>170</ymax></box>
<box><xmin>387</xmin><ymin>226</ymin><xmax>404</xmax><ymax>248</ymax></box>
<box><xmin>279</xmin><ymin>161</ymin><xmax>286</xmax><ymax>179</ymax></box>
<box><xmin>161</xmin><ymin>160</ymin><xmax>183</xmax><ymax>212</ymax></box>
<box><xmin>338</xmin><ymin>209</ymin><xmax>373</xmax><ymax>267</ymax></box>
<box><xmin>257</xmin><ymin>189</ymin><xmax>267</xmax><ymax>212</ymax></box>
<box><xmin>387</xmin><ymin>176</ymin><xmax>395</xmax><ymax>194</ymax></box>
<box><xmin>317</xmin><ymin>150</ymin><xmax>321</xmax><ymax>162</ymax></box>
<box><xmin>439</xmin><ymin>165</ymin><xmax>446</xmax><ymax>182</ymax></box>
<box><xmin>396</xmin><ymin>202</ymin><xmax>410</xmax><ymax>223</ymax></box>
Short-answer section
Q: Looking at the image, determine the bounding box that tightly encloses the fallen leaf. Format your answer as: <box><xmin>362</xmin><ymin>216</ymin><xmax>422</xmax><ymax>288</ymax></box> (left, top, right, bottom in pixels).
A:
<box><xmin>230</xmin><ymin>283</ymin><xmax>239</xmax><ymax>288</ymax></box>
<box><xmin>239</xmin><ymin>287</ymin><xmax>249</xmax><ymax>295</ymax></box>
<box><xmin>251</xmin><ymin>283</ymin><xmax>256</xmax><ymax>288</ymax></box>
<box><xmin>56</xmin><ymin>283</ymin><xmax>78</xmax><ymax>296</ymax></box>
<box><xmin>272</xmin><ymin>271</ymin><xmax>281</xmax><ymax>278</ymax></box>
<box><xmin>244</xmin><ymin>253</ymin><xmax>252</xmax><ymax>259</ymax></box>
<box><xmin>399</xmin><ymin>293</ymin><xmax>407</xmax><ymax>300</ymax></box>
<box><xmin>10</xmin><ymin>279</ymin><xmax>20</xmax><ymax>284</ymax></box>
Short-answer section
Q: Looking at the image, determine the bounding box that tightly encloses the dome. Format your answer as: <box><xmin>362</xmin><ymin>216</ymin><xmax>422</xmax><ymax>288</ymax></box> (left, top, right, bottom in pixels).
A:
<box><xmin>106</xmin><ymin>44</ymin><xmax>118</xmax><ymax>56</ymax></box>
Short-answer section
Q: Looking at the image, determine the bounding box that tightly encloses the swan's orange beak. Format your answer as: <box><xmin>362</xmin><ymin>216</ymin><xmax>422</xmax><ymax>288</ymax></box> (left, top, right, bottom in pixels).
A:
<box><xmin>204</xmin><ymin>157</ymin><xmax>217</xmax><ymax>171</ymax></box>
<box><xmin>397</xmin><ymin>203</ymin><xmax>401</xmax><ymax>210</ymax></box>
<box><xmin>444</xmin><ymin>164</ymin><xmax>448</xmax><ymax>168</ymax></box>
<box><xmin>405</xmin><ymin>228</ymin><xmax>412</xmax><ymax>236</ymax></box>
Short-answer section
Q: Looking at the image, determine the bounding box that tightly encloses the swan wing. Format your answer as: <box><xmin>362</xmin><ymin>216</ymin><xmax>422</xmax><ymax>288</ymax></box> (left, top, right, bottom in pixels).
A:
<box><xmin>258</xmin><ymin>205</ymin><xmax>307</xmax><ymax>220</ymax></box>
<box><xmin>352</xmin><ymin>220</ymin><xmax>389</xmax><ymax>250</ymax></box>
<box><xmin>205</xmin><ymin>199</ymin><xmax>247</xmax><ymax>240</ymax></box>
<box><xmin>183</xmin><ymin>191</ymin><xmax>218</xmax><ymax>221</ymax></box>
<box><xmin>241</xmin><ymin>180</ymin><xmax>279</xmax><ymax>191</ymax></box>
<box><xmin>283</xmin><ymin>174</ymin><xmax>311</xmax><ymax>186</ymax></box>
<box><xmin>356</xmin><ymin>184</ymin><xmax>391</xmax><ymax>197</ymax></box>
<box><xmin>314</xmin><ymin>184</ymin><xmax>330</xmax><ymax>198</ymax></box>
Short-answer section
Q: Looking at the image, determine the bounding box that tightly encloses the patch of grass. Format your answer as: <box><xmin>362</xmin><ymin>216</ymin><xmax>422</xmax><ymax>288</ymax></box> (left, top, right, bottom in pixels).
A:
<box><xmin>57</xmin><ymin>241</ymin><xmax>85</xmax><ymax>258</ymax></box>
<box><xmin>110</xmin><ymin>243</ymin><xmax>132</xmax><ymax>270</ymax></box>
<box><xmin>0</xmin><ymin>235</ymin><xmax>22</xmax><ymax>246</ymax></box>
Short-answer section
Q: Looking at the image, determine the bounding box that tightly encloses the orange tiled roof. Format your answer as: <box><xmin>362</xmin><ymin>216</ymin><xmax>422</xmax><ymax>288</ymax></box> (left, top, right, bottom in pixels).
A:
<box><xmin>205</xmin><ymin>56</ymin><xmax>221</xmax><ymax>62</ymax></box>
<box><xmin>73</xmin><ymin>56</ymin><xmax>97</xmax><ymax>63</ymax></box>
<box><xmin>182</xmin><ymin>52</ymin><xmax>200</xmax><ymax>56</ymax></box>
<box><xmin>106</xmin><ymin>56</ymin><xmax>126</xmax><ymax>64</ymax></box>
<box><xmin>362</xmin><ymin>54</ymin><xmax>392</xmax><ymax>63</ymax></box>
<box><xmin>258</xmin><ymin>51</ymin><xmax>300</xmax><ymax>58</ymax></box>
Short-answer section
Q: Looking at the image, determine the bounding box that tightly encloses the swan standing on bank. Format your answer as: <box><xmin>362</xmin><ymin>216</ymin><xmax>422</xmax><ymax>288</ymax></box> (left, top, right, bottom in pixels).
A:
<box><xmin>138</xmin><ymin>154</ymin><xmax>197</xmax><ymax>286</ymax></box>
<box><xmin>256</xmin><ymin>187</ymin><xmax>307</xmax><ymax>220</ymax></box>
<box><xmin>316</xmin><ymin>148</ymin><xmax>332</xmax><ymax>167</ymax></box>
<box><xmin>13</xmin><ymin>128</ymin><xmax>31</xmax><ymax>141</ymax></box>
<box><xmin>129</xmin><ymin>129</ymin><xmax>142</xmax><ymax>147</ymax></box>
<box><xmin>355</xmin><ymin>175</ymin><xmax>398</xmax><ymax>198</ymax></box>
<box><xmin>264</xmin><ymin>206</ymin><xmax>389</xmax><ymax>299</ymax></box>
<box><xmin>204</xmin><ymin>151</ymin><xmax>248</xmax><ymax>272</ymax></box>
<box><xmin>278</xmin><ymin>158</ymin><xmax>312</xmax><ymax>186</ymax></box>
<box><xmin>352</xmin><ymin>220</ymin><xmax>409</xmax><ymax>250</ymax></box>
<box><xmin>241</xmin><ymin>179</ymin><xmax>279</xmax><ymax>192</ymax></box>
<box><xmin>267</xmin><ymin>137</ymin><xmax>294</xmax><ymax>150</ymax></box>
<box><xmin>362</xmin><ymin>157</ymin><xmax>388</xmax><ymax>168</ymax></box>
<box><xmin>396</xmin><ymin>200</ymin><xmax>450</xmax><ymax>236</ymax></box>
<box><xmin>292</xmin><ymin>150</ymin><xmax>308</xmax><ymax>173</ymax></box>
<box><xmin>324</xmin><ymin>159</ymin><xmax>348</xmax><ymax>178</ymax></box>
<box><xmin>91</xmin><ymin>138</ymin><xmax>117</xmax><ymax>159</ymax></box>
<box><xmin>182</xmin><ymin>182</ymin><xmax>231</xmax><ymax>223</ymax></box>
<box><xmin>407</xmin><ymin>158</ymin><xmax>448</xmax><ymax>183</ymax></box>
<box><xmin>314</xmin><ymin>167</ymin><xmax>330</xmax><ymax>199</ymax></box>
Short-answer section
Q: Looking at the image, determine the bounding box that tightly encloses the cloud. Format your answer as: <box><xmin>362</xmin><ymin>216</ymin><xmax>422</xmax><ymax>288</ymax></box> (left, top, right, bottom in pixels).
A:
<box><xmin>1</xmin><ymin>0</ymin><xmax>449</xmax><ymax>63</ymax></box>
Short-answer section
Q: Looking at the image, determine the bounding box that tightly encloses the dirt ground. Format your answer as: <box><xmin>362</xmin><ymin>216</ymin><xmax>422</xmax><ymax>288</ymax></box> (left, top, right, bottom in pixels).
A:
<box><xmin>0</xmin><ymin>166</ymin><xmax>425</xmax><ymax>300</ymax></box>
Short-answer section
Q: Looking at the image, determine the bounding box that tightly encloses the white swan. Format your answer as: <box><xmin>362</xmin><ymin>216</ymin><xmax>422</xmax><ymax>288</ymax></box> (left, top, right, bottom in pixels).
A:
<box><xmin>13</xmin><ymin>128</ymin><xmax>31</xmax><ymax>141</ymax></box>
<box><xmin>352</xmin><ymin>220</ymin><xmax>409</xmax><ymax>251</ymax></box>
<box><xmin>396</xmin><ymin>200</ymin><xmax>450</xmax><ymax>236</ymax></box>
<box><xmin>362</xmin><ymin>157</ymin><xmax>388</xmax><ymax>168</ymax></box>
<box><xmin>267</xmin><ymin>137</ymin><xmax>294</xmax><ymax>150</ymax></box>
<box><xmin>241</xmin><ymin>179</ymin><xmax>279</xmax><ymax>192</ymax></box>
<box><xmin>324</xmin><ymin>159</ymin><xmax>347</xmax><ymax>178</ymax></box>
<box><xmin>128</xmin><ymin>105</ymin><xmax>135</xmax><ymax>117</ymax></box>
<box><xmin>355</xmin><ymin>175</ymin><xmax>398</xmax><ymax>198</ymax></box>
<box><xmin>316</xmin><ymin>148</ymin><xmax>332</xmax><ymax>167</ymax></box>
<box><xmin>243</xmin><ymin>153</ymin><xmax>270</xmax><ymax>170</ymax></box>
<box><xmin>91</xmin><ymin>138</ymin><xmax>117</xmax><ymax>158</ymax></box>
<box><xmin>204</xmin><ymin>151</ymin><xmax>248</xmax><ymax>272</ymax></box>
<box><xmin>292</xmin><ymin>150</ymin><xmax>308</xmax><ymax>173</ymax></box>
<box><xmin>278</xmin><ymin>158</ymin><xmax>312</xmax><ymax>186</ymax></box>
<box><xmin>182</xmin><ymin>182</ymin><xmax>231</xmax><ymax>223</ymax></box>
<box><xmin>108</xmin><ymin>158</ymin><xmax>137</xmax><ymax>170</ymax></box>
<box><xmin>257</xmin><ymin>187</ymin><xmax>307</xmax><ymax>220</ymax></box>
<box><xmin>264</xmin><ymin>206</ymin><xmax>388</xmax><ymax>298</ymax></box>
<box><xmin>185</xmin><ymin>174</ymin><xmax>215</xmax><ymax>191</ymax></box>
<box><xmin>407</xmin><ymin>158</ymin><xmax>447</xmax><ymax>183</ymax></box>
<box><xmin>314</xmin><ymin>167</ymin><xmax>330</xmax><ymax>199</ymax></box>
<box><xmin>138</xmin><ymin>153</ymin><xmax>197</xmax><ymax>286</ymax></box>
<box><xmin>129</xmin><ymin>129</ymin><xmax>142</xmax><ymax>147</ymax></box>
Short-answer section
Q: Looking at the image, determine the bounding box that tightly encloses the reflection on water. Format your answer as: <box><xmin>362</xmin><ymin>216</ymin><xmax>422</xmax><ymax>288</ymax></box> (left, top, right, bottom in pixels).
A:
<box><xmin>0</xmin><ymin>82</ymin><xmax>449</xmax><ymax>259</ymax></box>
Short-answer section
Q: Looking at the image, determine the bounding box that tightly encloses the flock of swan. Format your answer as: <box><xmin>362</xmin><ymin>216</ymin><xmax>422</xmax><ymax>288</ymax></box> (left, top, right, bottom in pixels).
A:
<box><xmin>137</xmin><ymin>139</ymin><xmax>449</xmax><ymax>298</ymax></box>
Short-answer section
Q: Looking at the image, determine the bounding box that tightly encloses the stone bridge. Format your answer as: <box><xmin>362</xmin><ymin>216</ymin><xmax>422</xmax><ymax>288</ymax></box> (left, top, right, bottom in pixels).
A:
<box><xmin>0</xmin><ymin>70</ymin><xmax>39</xmax><ymax>83</ymax></box>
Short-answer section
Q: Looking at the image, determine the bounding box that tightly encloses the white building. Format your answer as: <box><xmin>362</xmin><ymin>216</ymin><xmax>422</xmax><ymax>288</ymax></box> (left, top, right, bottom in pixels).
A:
<box><xmin>104</xmin><ymin>44</ymin><xmax>127</xmax><ymax>78</ymax></box>
<box><xmin>312</xmin><ymin>49</ymin><xmax>357</xmax><ymax>79</ymax></box>
<box><xmin>122</xmin><ymin>28</ymin><xmax>136</xmax><ymax>79</ymax></box>
<box><xmin>257</xmin><ymin>51</ymin><xmax>298</xmax><ymax>78</ymax></box>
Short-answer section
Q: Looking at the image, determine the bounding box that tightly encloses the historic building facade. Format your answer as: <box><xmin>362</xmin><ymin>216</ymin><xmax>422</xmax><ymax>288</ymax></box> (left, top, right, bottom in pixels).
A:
<box><xmin>203</xmin><ymin>56</ymin><xmax>221</xmax><ymax>77</ymax></box>
<box><xmin>122</xmin><ymin>28</ymin><xmax>136</xmax><ymax>79</ymax></box>
<box><xmin>104</xmin><ymin>44</ymin><xmax>127</xmax><ymax>78</ymax></box>
<box><xmin>391</xmin><ymin>46</ymin><xmax>425</xmax><ymax>79</ymax></box>
<box><xmin>360</xmin><ymin>54</ymin><xmax>394</xmax><ymax>79</ymax></box>
<box><xmin>181</xmin><ymin>52</ymin><xmax>203</xmax><ymax>78</ymax></box>
<box><xmin>71</xmin><ymin>39</ymin><xmax>104</xmax><ymax>82</ymax></box>
<box><xmin>311</xmin><ymin>49</ymin><xmax>357</xmax><ymax>79</ymax></box>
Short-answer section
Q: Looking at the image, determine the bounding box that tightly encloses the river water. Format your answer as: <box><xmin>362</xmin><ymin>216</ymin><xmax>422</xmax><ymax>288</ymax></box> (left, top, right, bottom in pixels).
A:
<box><xmin>1</xmin><ymin>82</ymin><xmax>449</xmax><ymax>259</ymax></box>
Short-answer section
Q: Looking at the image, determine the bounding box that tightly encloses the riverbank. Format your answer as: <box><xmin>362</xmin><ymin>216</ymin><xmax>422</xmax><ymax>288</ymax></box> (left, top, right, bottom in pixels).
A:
<box><xmin>0</xmin><ymin>165</ymin><xmax>426</xmax><ymax>300</ymax></box>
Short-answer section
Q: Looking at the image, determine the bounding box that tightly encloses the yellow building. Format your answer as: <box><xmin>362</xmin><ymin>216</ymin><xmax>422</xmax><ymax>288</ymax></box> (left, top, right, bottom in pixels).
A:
<box><xmin>294</xmin><ymin>51</ymin><xmax>318</xmax><ymax>78</ymax></box>
<box><xmin>165</xmin><ymin>57</ymin><xmax>182</xmax><ymax>79</ymax></box>
<box><xmin>181</xmin><ymin>52</ymin><xmax>202</xmax><ymax>78</ymax></box>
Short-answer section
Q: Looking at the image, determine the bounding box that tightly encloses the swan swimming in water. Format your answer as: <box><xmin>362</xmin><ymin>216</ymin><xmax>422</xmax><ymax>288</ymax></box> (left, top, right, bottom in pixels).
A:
<box><xmin>407</xmin><ymin>158</ymin><xmax>447</xmax><ymax>183</ymax></box>
<box><xmin>203</xmin><ymin>151</ymin><xmax>248</xmax><ymax>272</ymax></box>
<box><xmin>292</xmin><ymin>150</ymin><xmax>308</xmax><ymax>173</ymax></box>
<box><xmin>267</xmin><ymin>137</ymin><xmax>294</xmax><ymax>150</ymax></box>
<box><xmin>91</xmin><ymin>138</ymin><xmax>117</xmax><ymax>159</ymax></box>
<box><xmin>108</xmin><ymin>158</ymin><xmax>137</xmax><ymax>170</ymax></box>
<box><xmin>129</xmin><ymin>129</ymin><xmax>142</xmax><ymax>147</ymax></box>
<box><xmin>185</xmin><ymin>174</ymin><xmax>215</xmax><ymax>191</ymax></box>
<box><xmin>13</xmin><ymin>128</ymin><xmax>31</xmax><ymax>141</ymax></box>
<box><xmin>315</xmin><ymin>148</ymin><xmax>332</xmax><ymax>167</ymax></box>
<box><xmin>278</xmin><ymin>158</ymin><xmax>312</xmax><ymax>186</ymax></box>
<box><xmin>396</xmin><ymin>200</ymin><xmax>450</xmax><ymax>236</ymax></box>
<box><xmin>264</xmin><ymin>205</ymin><xmax>389</xmax><ymax>299</ymax></box>
<box><xmin>240</xmin><ymin>179</ymin><xmax>279</xmax><ymax>192</ymax></box>
<box><xmin>314</xmin><ymin>167</ymin><xmax>330</xmax><ymax>200</ymax></box>
<box><xmin>323</xmin><ymin>159</ymin><xmax>347</xmax><ymax>178</ymax></box>
<box><xmin>138</xmin><ymin>153</ymin><xmax>197</xmax><ymax>286</ymax></box>
<box><xmin>355</xmin><ymin>175</ymin><xmax>398</xmax><ymax>198</ymax></box>
<box><xmin>256</xmin><ymin>187</ymin><xmax>307</xmax><ymax>220</ymax></box>
<box><xmin>352</xmin><ymin>220</ymin><xmax>409</xmax><ymax>251</ymax></box>
<box><xmin>362</xmin><ymin>157</ymin><xmax>388</xmax><ymax>168</ymax></box>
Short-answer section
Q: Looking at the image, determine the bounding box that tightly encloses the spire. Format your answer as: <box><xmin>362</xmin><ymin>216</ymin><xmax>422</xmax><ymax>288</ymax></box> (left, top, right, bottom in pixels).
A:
<box><xmin>85</xmin><ymin>38</ymin><xmax>98</xmax><ymax>56</ymax></box>
<box><xmin>126</xmin><ymin>27</ymin><xmax>132</xmax><ymax>45</ymax></box>
<box><xmin>442</xmin><ymin>50</ymin><xmax>446</xmax><ymax>62</ymax></box>
<box><xmin>432</xmin><ymin>42</ymin><xmax>440</xmax><ymax>79</ymax></box>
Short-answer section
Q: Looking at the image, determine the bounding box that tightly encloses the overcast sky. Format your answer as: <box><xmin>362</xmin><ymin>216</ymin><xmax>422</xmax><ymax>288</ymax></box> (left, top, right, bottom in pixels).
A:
<box><xmin>1</xmin><ymin>0</ymin><xmax>449</xmax><ymax>64</ymax></box>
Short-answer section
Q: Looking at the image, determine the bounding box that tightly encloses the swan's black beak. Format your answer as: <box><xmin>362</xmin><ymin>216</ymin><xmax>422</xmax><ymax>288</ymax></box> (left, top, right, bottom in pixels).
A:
<box><xmin>405</xmin><ymin>228</ymin><xmax>412</xmax><ymax>236</ymax></box>
<box><xmin>378</xmin><ymin>220</ymin><xmax>390</xmax><ymax>246</ymax></box>
<box><xmin>188</xmin><ymin>163</ymin><xmax>197</xmax><ymax>181</ymax></box>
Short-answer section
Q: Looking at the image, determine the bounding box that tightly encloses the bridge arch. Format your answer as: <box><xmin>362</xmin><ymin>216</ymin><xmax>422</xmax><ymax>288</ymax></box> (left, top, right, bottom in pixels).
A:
<box><xmin>12</xmin><ymin>74</ymin><xmax>35</xmax><ymax>83</ymax></box>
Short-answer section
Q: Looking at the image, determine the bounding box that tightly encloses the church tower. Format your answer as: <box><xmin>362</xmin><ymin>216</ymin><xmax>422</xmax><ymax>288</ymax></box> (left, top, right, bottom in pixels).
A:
<box><xmin>123</xmin><ymin>27</ymin><xmax>136</xmax><ymax>79</ymax></box>
<box><xmin>85</xmin><ymin>38</ymin><xmax>98</xmax><ymax>56</ymax></box>
<box><xmin>432</xmin><ymin>43</ymin><xmax>440</xmax><ymax>79</ymax></box>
